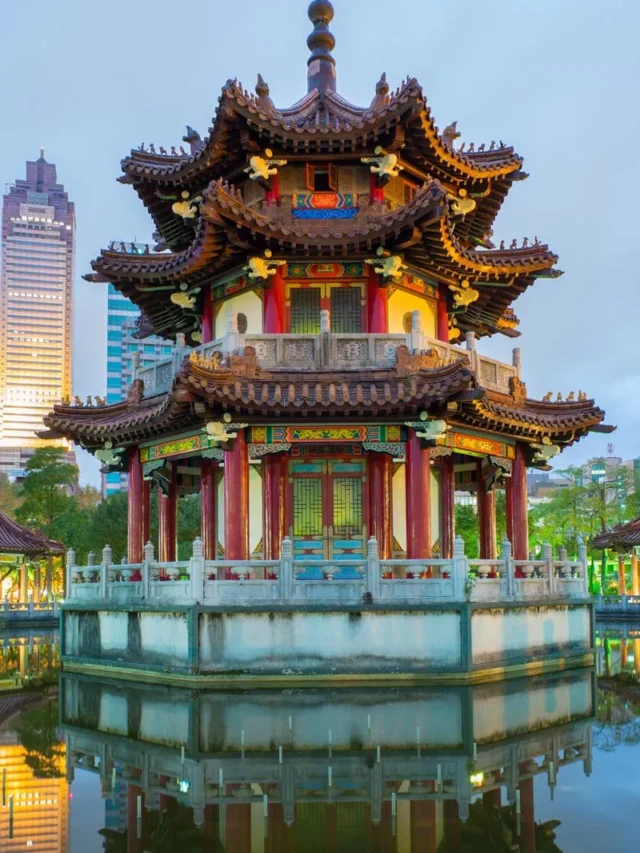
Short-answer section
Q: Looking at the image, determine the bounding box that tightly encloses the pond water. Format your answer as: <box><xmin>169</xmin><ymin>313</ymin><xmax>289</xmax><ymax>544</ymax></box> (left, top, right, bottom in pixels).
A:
<box><xmin>0</xmin><ymin>624</ymin><xmax>638</xmax><ymax>852</ymax></box>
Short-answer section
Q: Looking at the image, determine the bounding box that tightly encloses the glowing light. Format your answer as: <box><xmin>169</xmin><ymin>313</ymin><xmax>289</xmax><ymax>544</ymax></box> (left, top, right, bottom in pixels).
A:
<box><xmin>469</xmin><ymin>772</ymin><xmax>484</xmax><ymax>786</ymax></box>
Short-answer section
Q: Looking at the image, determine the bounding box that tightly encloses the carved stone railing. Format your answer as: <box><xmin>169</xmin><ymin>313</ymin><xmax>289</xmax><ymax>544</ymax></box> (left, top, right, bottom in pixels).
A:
<box><xmin>133</xmin><ymin>312</ymin><xmax>521</xmax><ymax>397</ymax></box>
<box><xmin>64</xmin><ymin>535</ymin><xmax>589</xmax><ymax>607</ymax></box>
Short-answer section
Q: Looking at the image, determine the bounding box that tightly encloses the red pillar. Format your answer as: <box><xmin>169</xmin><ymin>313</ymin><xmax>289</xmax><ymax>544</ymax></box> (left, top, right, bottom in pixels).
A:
<box><xmin>158</xmin><ymin>465</ymin><xmax>178</xmax><ymax>562</ymax></box>
<box><xmin>128</xmin><ymin>450</ymin><xmax>144</xmax><ymax>564</ymax></box>
<box><xmin>263</xmin><ymin>454</ymin><xmax>286</xmax><ymax>560</ymax></box>
<box><xmin>264</xmin><ymin>266</ymin><xmax>286</xmax><ymax>334</ymax></box>
<box><xmin>518</xmin><ymin>776</ymin><xmax>536</xmax><ymax>853</ymax></box>
<box><xmin>406</xmin><ymin>431</ymin><xmax>431</xmax><ymax>559</ymax></box>
<box><xmin>369</xmin><ymin>172</ymin><xmax>385</xmax><ymax>205</ymax></box>
<box><xmin>142</xmin><ymin>479</ymin><xmax>151</xmax><ymax>548</ymax></box>
<box><xmin>440</xmin><ymin>455</ymin><xmax>455</xmax><ymax>559</ymax></box>
<box><xmin>224</xmin><ymin>429</ymin><xmax>250</xmax><ymax>562</ymax></box>
<box><xmin>444</xmin><ymin>799</ymin><xmax>462</xmax><ymax>852</ymax></box>
<box><xmin>505</xmin><ymin>477</ymin><xmax>514</xmax><ymax>545</ymax></box>
<box><xmin>201</xmin><ymin>458</ymin><xmax>217</xmax><ymax>560</ymax></box>
<box><xmin>265</xmin><ymin>172</ymin><xmax>280</xmax><ymax>205</ymax></box>
<box><xmin>411</xmin><ymin>800</ymin><xmax>437</xmax><ymax>853</ymax></box>
<box><xmin>369</xmin><ymin>453</ymin><xmax>393</xmax><ymax>559</ymax></box>
<box><xmin>201</xmin><ymin>286</ymin><xmax>214</xmax><ymax>344</ymax></box>
<box><xmin>126</xmin><ymin>784</ymin><xmax>143</xmax><ymax>853</ymax></box>
<box><xmin>477</xmin><ymin>460</ymin><xmax>497</xmax><ymax>560</ymax></box>
<box><xmin>225</xmin><ymin>803</ymin><xmax>251</xmax><ymax>853</ymax></box>
<box><xmin>511</xmin><ymin>443</ymin><xmax>529</xmax><ymax>561</ymax></box>
<box><xmin>366</xmin><ymin>266</ymin><xmax>388</xmax><ymax>333</ymax></box>
<box><xmin>437</xmin><ymin>283</ymin><xmax>450</xmax><ymax>342</ymax></box>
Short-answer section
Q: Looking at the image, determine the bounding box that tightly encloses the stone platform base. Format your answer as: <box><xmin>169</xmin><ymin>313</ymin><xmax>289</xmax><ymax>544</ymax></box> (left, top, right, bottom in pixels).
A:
<box><xmin>61</xmin><ymin>600</ymin><xmax>595</xmax><ymax>687</ymax></box>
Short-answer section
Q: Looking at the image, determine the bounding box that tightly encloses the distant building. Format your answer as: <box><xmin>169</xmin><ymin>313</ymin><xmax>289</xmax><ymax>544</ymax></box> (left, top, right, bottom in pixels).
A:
<box><xmin>104</xmin><ymin>274</ymin><xmax>176</xmax><ymax>496</ymax></box>
<box><xmin>0</xmin><ymin>152</ymin><xmax>76</xmax><ymax>480</ymax></box>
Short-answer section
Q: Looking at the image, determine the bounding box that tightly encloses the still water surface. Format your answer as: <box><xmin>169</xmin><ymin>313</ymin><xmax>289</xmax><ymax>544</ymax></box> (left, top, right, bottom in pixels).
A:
<box><xmin>0</xmin><ymin>624</ymin><xmax>638</xmax><ymax>852</ymax></box>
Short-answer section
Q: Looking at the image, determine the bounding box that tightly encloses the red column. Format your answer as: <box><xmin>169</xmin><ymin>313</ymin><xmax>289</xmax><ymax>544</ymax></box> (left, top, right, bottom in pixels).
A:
<box><xmin>440</xmin><ymin>454</ymin><xmax>455</xmax><ymax>559</ymax></box>
<box><xmin>369</xmin><ymin>453</ymin><xmax>392</xmax><ymax>559</ymax></box>
<box><xmin>201</xmin><ymin>458</ymin><xmax>217</xmax><ymax>560</ymax></box>
<box><xmin>366</xmin><ymin>266</ymin><xmax>388</xmax><ymax>333</ymax></box>
<box><xmin>225</xmin><ymin>804</ymin><xmax>251</xmax><ymax>853</ymax></box>
<box><xmin>518</xmin><ymin>776</ymin><xmax>536</xmax><ymax>853</ymax></box>
<box><xmin>158</xmin><ymin>465</ymin><xmax>177</xmax><ymax>563</ymax></box>
<box><xmin>224</xmin><ymin>429</ymin><xmax>250</xmax><ymax>562</ymax></box>
<box><xmin>411</xmin><ymin>801</ymin><xmax>437</xmax><ymax>853</ymax></box>
<box><xmin>263</xmin><ymin>266</ymin><xmax>286</xmax><ymax>334</ymax></box>
<box><xmin>126</xmin><ymin>784</ymin><xmax>143</xmax><ymax>853</ymax></box>
<box><xmin>201</xmin><ymin>286</ymin><xmax>214</xmax><ymax>344</ymax></box>
<box><xmin>142</xmin><ymin>479</ymin><xmax>151</xmax><ymax>548</ymax></box>
<box><xmin>511</xmin><ymin>443</ymin><xmax>529</xmax><ymax>561</ymax></box>
<box><xmin>369</xmin><ymin>172</ymin><xmax>385</xmax><ymax>205</ymax></box>
<box><xmin>444</xmin><ymin>799</ymin><xmax>462</xmax><ymax>852</ymax></box>
<box><xmin>128</xmin><ymin>449</ymin><xmax>144</xmax><ymax>564</ymax></box>
<box><xmin>477</xmin><ymin>460</ymin><xmax>497</xmax><ymax>560</ymax></box>
<box><xmin>437</xmin><ymin>283</ymin><xmax>450</xmax><ymax>342</ymax></box>
<box><xmin>505</xmin><ymin>477</ymin><xmax>514</xmax><ymax>545</ymax></box>
<box><xmin>406</xmin><ymin>431</ymin><xmax>431</xmax><ymax>559</ymax></box>
<box><xmin>263</xmin><ymin>454</ymin><xmax>286</xmax><ymax>560</ymax></box>
<box><xmin>265</xmin><ymin>172</ymin><xmax>280</xmax><ymax>205</ymax></box>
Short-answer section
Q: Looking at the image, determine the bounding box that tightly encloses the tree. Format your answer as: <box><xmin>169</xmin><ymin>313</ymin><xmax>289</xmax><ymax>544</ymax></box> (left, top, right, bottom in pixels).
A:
<box><xmin>15</xmin><ymin>447</ymin><xmax>78</xmax><ymax>535</ymax></box>
<box><xmin>15</xmin><ymin>696</ymin><xmax>64</xmax><ymax>778</ymax></box>
<box><xmin>0</xmin><ymin>471</ymin><xmax>21</xmax><ymax>519</ymax></box>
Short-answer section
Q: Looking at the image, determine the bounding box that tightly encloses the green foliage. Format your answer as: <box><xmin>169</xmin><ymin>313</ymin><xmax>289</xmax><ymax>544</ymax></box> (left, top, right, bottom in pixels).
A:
<box><xmin>0</xmin><ymin>471</ymin><xmax>21</xmax><ymax>519</ymax></box>
<box><xmin>15</xmin><ymin>696</ymin><xmax>64</xmax><ymax>778</ymax></box>
<box><xmin>15</xmin><ymin>447</ymin><xmax>78</xmax><ymax>534</ymax></box>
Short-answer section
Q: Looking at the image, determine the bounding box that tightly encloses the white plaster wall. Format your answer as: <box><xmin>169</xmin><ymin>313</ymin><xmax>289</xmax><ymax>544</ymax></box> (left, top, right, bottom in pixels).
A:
<box><xmin>472</xmin><ymin>672</ymin><xmax>593</xmax><ymax>743</ymax></box>
<box><xmin>200</xmin><ymin>611</ymin><xmax>461</xmax><ymax>672</ymax></box>
<box><xmin>471</xmin><ymin>606</ymin><xmax>591</xmax><ymax>665</ymax></box>
<box><xmin>217</xmin><ymin>463</ymin><xmax>263</xmax><ymax>555</ymax></box>
<box><xmin>140</xmin><ymin>700</ymin><xmax>190</xmax><ymax>746</ymax></box>
<box><xmin>200</xmin><ymin>693</ymin><xmax>463</xmax><ymax>751</ymax></box>
<box><xmin>214</xmin><ymin>291</ymin><xmax>263</xmax><ymax>338</ymax></box>
<box><xmin>98</xmin><ymin>691</ymin><xmax>128</xmax><ymax>736</ymax></box>
<box><xmin>388</xmin><ymin>289</ymin><xmax>437</xmax><ymax>338</ymax></box>
<box><xmin>139</xmin><ymin>613</ymin><xmax>189</xmax><ymax>663</ymax></box>
<box><xmin>392</xmin><ymin>464</ymin><xmax>440</xmax><ymax>553</ymax></box>
<box><xmin>99</xmin><ymin>612</ymin><xmax>129</xmax><ymax>653</ymax></box>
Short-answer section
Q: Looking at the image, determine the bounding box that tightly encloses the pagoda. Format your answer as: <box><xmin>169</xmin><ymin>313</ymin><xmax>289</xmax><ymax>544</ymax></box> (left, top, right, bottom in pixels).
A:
<box><xmin>47</xmin><ymin>3</ymin><xmax>611</xmax><ymax>684</ymax></box>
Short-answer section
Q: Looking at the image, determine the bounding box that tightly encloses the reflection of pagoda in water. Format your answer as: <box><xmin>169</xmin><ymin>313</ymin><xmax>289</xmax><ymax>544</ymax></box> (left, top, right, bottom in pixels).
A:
<box><xmin>61</xmin><ymin>671</ymin><xmax>594</xmax><ymax>851</ymax></box>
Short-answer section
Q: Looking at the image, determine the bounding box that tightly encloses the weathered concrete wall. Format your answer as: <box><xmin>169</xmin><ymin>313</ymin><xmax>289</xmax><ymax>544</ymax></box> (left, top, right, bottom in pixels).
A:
<box><xmin>471</xmin><ymin>604</ymin><xmax>592</xmax><ymax>666</ymax></box>
<box><xmin>198</xmin><ymin>610</ymin><xmax>462</xmax><ymax>675</ymax></box>
<box><xmin>64</xmin><ymin>609</ymin><xmax>189</xmax><ymax>669</ymax></box>
<box><xmin>472</xmin><ymin>671</ymin><xmax>593</xmax><ymax>744</ymax></box>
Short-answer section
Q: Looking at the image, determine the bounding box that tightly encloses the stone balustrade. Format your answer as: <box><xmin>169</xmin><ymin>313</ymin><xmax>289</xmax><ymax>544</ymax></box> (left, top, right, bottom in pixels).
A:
<box><xmin>64</xmin><ymin>534</ymin><xmax>589</xmax><ymax>606</ymax></box>
<box><xmin>137</xmin><ymin>312</ymin><xmax>521</xmax><ymax>397</ymax></box>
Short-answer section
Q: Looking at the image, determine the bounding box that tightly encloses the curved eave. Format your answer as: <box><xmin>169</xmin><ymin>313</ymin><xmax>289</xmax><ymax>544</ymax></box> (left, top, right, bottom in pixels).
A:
<box><xmin>42</xmin><ymin>394</ymin><xmax>195</xmax><ymax>449</ymax></box>
<box><xmin>458</xmin><ymin>394</ymin><xmax>611</xmax><ymax>445</ymax></box>
<box><xmin>0</xmin><ymin>510</ymin><xmax>65</xmax><ymax>556</ymax></box>
<box><xmin>179</xmin><ymin>359</ymin><xmax>477</xmax><ymax>416</ymax></box>
<box><xmin>593</xmin><ymin>518</ymin><xmax>640</xmax><ymax>550</ymax></box>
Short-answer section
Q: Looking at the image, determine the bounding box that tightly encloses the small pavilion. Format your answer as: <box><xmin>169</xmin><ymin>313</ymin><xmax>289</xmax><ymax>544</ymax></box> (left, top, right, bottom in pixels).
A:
<box><xmin>594</xmin><ymin>519</ymin><xmax>640</xmax><ymax>595</ymax></box>
<box><xmin>0</xmin><ymin>509</ymin><xmax>64</xmax><ymax>602</ymax></box>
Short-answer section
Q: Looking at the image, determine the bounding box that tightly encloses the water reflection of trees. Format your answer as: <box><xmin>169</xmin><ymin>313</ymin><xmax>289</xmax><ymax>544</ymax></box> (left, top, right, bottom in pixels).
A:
<box><xmin>15</xmin><ymin>696</ymin><xmax>64</xmax><ymax>778</ymax></box>
<box><xmin>98</xmin><ymin>804</ymin><xmax>224</xmax><ymax>853</ymax></box>
<box><xmin>594</xmin><ymin>680</ymin><xmax>640</xmax><ymax>752</ymax></box>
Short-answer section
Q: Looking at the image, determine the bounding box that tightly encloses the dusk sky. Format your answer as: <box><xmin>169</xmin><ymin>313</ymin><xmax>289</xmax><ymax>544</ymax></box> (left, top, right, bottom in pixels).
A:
<box><xmin>1</xmin><ymin>0</ymin><xmax>638</xmax><ymax>485</ymax></box>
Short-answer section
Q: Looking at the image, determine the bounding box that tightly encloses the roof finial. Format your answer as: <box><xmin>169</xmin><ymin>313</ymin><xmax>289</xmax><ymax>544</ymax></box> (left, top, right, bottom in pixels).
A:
<box><xmin>307</xmin><ymin>1</ymin><xmax>336</xmax><ymax>95</ymax></box>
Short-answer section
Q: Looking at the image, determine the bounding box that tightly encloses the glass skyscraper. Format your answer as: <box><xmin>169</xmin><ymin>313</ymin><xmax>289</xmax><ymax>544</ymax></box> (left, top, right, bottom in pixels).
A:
<box><xmin>0</xmin><ymin>152</ymin><xmax>75</xmax><ymax>480</ymax></box>
<box><xmin>104</xmin><ymin>277</ymin><xmax>175</xmax><ymax>495</ymax></box>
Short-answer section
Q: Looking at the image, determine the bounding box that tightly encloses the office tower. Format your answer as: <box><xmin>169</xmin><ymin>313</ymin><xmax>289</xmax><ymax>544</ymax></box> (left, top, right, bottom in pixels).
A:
<box><xmin>104</xmin><ymin>275</ymin><xmax>176</xmax><ymax>496</ymax></box>
<box><xmin>0</xmin><ymin>152</ymin><xmax>74</xmax><ymax>479</ymax></box>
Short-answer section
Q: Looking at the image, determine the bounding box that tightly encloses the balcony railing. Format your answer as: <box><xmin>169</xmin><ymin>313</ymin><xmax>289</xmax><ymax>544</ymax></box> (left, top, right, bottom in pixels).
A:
<box><xmin>136</xmin><ymin>312</ymin><xmax>521</xmax><ymax>398</ymax></box>
<box><xmin>64</xmin><ymin>536</ymin><xmax>589</xmax><ymax>607</ymax></box>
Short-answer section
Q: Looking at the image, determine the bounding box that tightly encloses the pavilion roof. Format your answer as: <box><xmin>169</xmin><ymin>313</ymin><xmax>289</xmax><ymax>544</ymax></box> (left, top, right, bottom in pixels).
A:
<box><xmin>0</xmin><ymin>509</ymin><xmax>64</xmax><ymax>556</ymax></box>
<box><xmin>86</xmin><ymin>180</ymin><xmax>558</xmax><ymax>341</ymax></box>
<box><xmin>41</xmin><ymin>349</ymin><xmax>610</xmax><ymax>454</ymax></box>
<box><xmin>593</xmin><ymin>518</ymin><xmax>640</xmax><ymax>551</ymax></box>
<box><xmin>119</xmin><ymin>76</ymin><xmax>523</xmax><ymax>252</ymax></box>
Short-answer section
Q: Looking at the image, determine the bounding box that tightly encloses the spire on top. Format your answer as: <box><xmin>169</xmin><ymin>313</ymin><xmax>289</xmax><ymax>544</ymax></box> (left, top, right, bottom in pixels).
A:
<box><xmin>37</xmin><ymin>147</ymin><xmax>46</xmax><ymax>163</ymax></box>
<box><xmin>307</xmin><ymin>0</ymin><xmax>336</xmax><ymax>95</ymax></box>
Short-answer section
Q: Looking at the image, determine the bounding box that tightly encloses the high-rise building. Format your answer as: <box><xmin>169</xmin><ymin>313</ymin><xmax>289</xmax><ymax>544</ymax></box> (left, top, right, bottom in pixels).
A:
<box><xmin>0</xmin><ymin>152</ymin><xmax>74</xmax><ymax>479</ymax></box>
<box><xmin>104</xmin><ymin>275</ymin><xmax>176</xmax><ymax>496</ymax></box>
